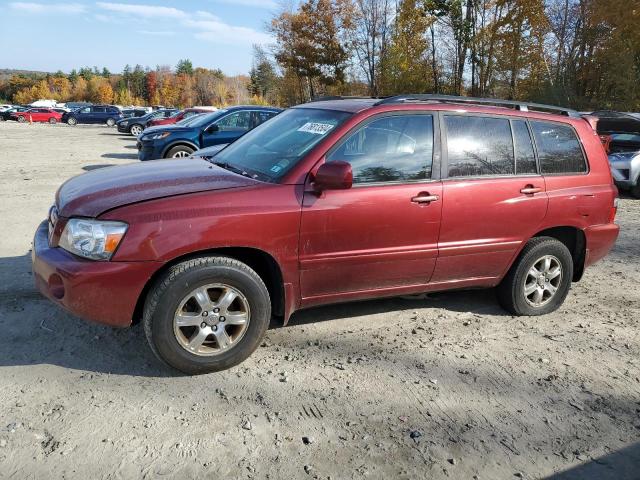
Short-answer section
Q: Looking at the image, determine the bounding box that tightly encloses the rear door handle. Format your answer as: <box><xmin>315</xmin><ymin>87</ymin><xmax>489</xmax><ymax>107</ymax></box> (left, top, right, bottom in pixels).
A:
<box><xmin>520</xmin><ymin>185</ymin><xmax>543</xmax><ymax>195</ymax></box>
<box><xmin>411</xmin><ymin>193</ymin><xmax>439</xmax><ymax>204</ymax></box>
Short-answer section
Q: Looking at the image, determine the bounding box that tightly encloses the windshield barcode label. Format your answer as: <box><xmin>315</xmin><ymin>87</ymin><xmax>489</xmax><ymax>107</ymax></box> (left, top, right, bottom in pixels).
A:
<box><xmin>297</xmin><ymin>122</ymin><xmax>335</xmax><ymax>135</ymax></box>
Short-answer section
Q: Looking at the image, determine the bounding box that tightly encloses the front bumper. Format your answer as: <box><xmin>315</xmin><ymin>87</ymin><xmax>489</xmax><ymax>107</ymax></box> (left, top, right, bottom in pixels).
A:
<box><xmin>137</xmin><ymin>141</ymin><xmax>163</xmax><ymax>161</ymax></box>
<box><xmin>609</xmin><ymin>154</ymin><xmax>640</xmax><ymax>189</ymax></box>
<box><xmin>32</xmin><ymin>220</ymin><xmax>159</xmax><ymax>327</ymax></box>
<box><xmin>117</xmin><ymin>123</ymin><xmax>129</xmax><ymax>133</ymax></box>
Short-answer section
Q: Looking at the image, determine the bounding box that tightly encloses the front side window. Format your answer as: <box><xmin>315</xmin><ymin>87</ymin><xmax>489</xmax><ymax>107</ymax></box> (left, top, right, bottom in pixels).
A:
<box><xmin>80</xmin><ymin>107</ymin><xmax>90</xmax><ymax>113</ymax></box>
<box><xmin>446</xmin><ymin>115</ymin><xmax>514</xmax><ymax>177</ymax></box>
<box><xmin>327</xmin><ymin>115</ymin><xmax>434</xmax><ymax>184</ymax></box>
<box><xmin>216</xmin><ymin>111</ymin><xmax>251</xmax><ymax>131</ymax></box>
<box><xmin>531</xmin><ymin>121</ymin><xmax>587</xmax><ymax>174</ymax></box>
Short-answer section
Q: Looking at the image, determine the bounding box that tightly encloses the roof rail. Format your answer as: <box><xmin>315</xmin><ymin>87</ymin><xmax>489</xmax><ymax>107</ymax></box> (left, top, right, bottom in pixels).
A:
<box><xmin>309</xmin><ymin>95</ymin><xmax>376</xmax><ymax>102</ymax></box>
<box><xmin>375</xmin><ymin>94</ymin><xmax>581</xmax><ymax>117</ymax></box>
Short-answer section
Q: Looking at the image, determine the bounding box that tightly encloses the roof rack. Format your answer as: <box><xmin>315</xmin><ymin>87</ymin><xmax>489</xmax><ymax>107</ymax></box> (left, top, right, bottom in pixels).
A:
<box><xmin>375</xmin><ymin>94</ymin><xmax>581</xmax><ymax>118</ymax></box>
<box><xmin>309</xmin><ymin>95</ymin><xmax>376</xmax><ymax>102</ymax></box>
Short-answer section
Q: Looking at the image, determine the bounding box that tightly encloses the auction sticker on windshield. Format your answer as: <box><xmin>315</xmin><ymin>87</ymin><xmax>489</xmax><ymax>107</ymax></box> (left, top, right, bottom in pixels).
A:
<box><xmin>297</xmin><ymin>122</ymin><xmax>336</xmax><ymax>135</ymax></box>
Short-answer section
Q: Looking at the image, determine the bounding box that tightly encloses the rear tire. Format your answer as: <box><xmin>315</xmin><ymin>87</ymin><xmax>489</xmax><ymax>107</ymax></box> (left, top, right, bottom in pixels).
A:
<box><xmin>49</xmin><ymin>117</ymin><xmax>57</xmax><ymax>124</ymax></box>
<box><xmin>106</xmin><ymin>118</ymin><xmax>116</xmax><ymax>127</ymax></box>
<box><xmin>166</xmin><ymin>145</ymin><xmax>195</xmax><ymax>158</ymax></box>
<box><xmin>497</xmin><ymin>237</ymin><xmax>573</xmax><ymax>316</ymax></box>
<box><xmin>130</xmin><ymin>124</ymin><xmax>143</xmax><ymax>136</ymax></box>
<box><xmin>67</xmin><ymin>117</ymin><xmax>77</xmax><ymax>126</ymax></box>
<box><xmin>143</xmin><ymin>256</ymin><xmax>271</xmax><ymax>374</ymax></box>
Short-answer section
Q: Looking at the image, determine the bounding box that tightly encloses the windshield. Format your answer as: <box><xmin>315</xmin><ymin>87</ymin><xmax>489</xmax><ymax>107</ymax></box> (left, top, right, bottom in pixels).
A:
<box><xmin>213</xmin><ymin>108</ymin><xmax>351</xmax><ymax>181</ymax></box>
<box><xmin>187</xmin><ymin>110</ymin><xmax>227</xmax><ymax>128</ymax></box>
<box><xmin>176</xmin><ymin>113</ymin><xmax>206</xmax><ymax>126</ymax></box>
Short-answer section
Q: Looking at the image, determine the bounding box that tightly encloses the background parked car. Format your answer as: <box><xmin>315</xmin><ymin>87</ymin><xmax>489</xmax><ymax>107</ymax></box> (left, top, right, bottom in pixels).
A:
<box><xmin>146</xmin><ymin>107</ymin><xmax>218</xmax><ymax>128</ymax></box>
<box><xmin>11</xmin><ymin>108</ymin><xmax>63</xmax><ymax>124</ymax></box>
<box><xmin>117</xmin><ymin>108</ymin><xmax>178</xmax><ymax>136</ymax></box>
<box><xmin>138</xmin><ymin>106</ymin><xmax>281</xmax><ymax>160</ymax></box>
<box><xmin>1</xmin><ymin>106</ymin><xmax>31</xmax><ymax>121</ymax></box>
<box><xmin>0</xmin><ymin>104</ymin><xmax>13</xmax><ymax>112</ymax></box>
<box><xmin>64</xmin><ymin>101</ymin><xmax>92</xmax><ymax>111</ymax></box>
<box><xmin>121</xmin><ymin>108</ymin><xmax>148</xmax><ymax>119</ymax></box>
<box><xmin>590</xmin><ymin>110</ymin><xmax>640</xmax><ymax>197</ymax></box>
<box><xmin>62</xmin><ymin>105</ymin><xmax>122</xmax><ymax>126</ymax></box>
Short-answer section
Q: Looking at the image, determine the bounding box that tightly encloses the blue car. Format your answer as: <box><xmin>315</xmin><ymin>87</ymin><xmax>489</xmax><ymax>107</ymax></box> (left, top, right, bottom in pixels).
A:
<box><xmin>137</xmin><ymin>105</ymin><xmax>281</xmax><ymax>160</ymax></box>
<box><xmin>62</xmin><ymin>104</ymin><xmax>123</xmax><ymax>126</ymax></box>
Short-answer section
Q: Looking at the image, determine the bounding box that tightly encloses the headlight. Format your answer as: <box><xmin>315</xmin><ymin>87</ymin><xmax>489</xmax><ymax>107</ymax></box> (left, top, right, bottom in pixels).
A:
<box><xmin>121</xmin><ymin>121</ymin><xmax>129</xmax><ymax>126</ymax></box>
<box><xmin>144</xmin><ymin>132</ymin><xmax>171</xmax><ymax>141</ymax></box>
<box><xmin>59</xmin><ymin>218</ymin><xmax>128</xmax><ymax>260</ymax></box>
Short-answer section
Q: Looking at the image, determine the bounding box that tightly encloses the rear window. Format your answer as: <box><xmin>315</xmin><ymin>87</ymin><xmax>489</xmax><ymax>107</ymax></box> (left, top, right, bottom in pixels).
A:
<box><xmin>445</xmin><ymin>115</ymin><xmax>514</xmax><ymax>177</ymax></box>
<box><xmin>531</xmin><ymin>121</ymin><xmax>587</xmax><ymax>174</ymax></box>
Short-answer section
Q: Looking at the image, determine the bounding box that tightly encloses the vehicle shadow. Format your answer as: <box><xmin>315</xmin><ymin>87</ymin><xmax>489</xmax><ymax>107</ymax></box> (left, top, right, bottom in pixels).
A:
<box><xmin>100</xmin><ymin>153</ymin><xmax>138</xmax><ymax>160</ymax></box>
<box><xmin>544</xmin><ymin>442</ymin><xmax>640</xmax><ymax>480</ymax></box>
<box><xmin>0</xmin><ymin>252</ymin><xmax>506</xmax><ymax>377</ymax></box>
<box><xmin>82</xmin><ymin>164</ymin><xmax>116</xmax><ymax>171</ymax></box>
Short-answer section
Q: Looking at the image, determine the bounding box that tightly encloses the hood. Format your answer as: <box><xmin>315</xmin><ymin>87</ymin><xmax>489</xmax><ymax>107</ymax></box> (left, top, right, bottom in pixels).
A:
<box><xmin>141</xmin><ymin>124</ymin><xmax>190</xmax><ymax>136</ymax></box>
<box><xmin>191</xmin><ymin>144</ymin><xmax>229</xmax><ymax>159</ymax></box>
<box><xmin>56</xmin><ymin>158</ymin><xmax>259</xmax><ymax>218</ymax></box>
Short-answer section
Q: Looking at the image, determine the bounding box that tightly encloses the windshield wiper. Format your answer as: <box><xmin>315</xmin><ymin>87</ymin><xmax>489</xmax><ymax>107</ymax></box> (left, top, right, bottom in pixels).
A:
<box><xmin>211</xmin><ymin>160</ymin><xmax>256</xmax><ymax>179</ymax></box>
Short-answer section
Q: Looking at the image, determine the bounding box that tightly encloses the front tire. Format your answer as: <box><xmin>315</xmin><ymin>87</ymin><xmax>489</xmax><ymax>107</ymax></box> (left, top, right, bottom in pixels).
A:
<box><xmin>17</xmin><ymin>116</ymin><xmax>26</xmax><ymax>123</ymax></box>
<box><xmin>130</xmin><ymin>124</ymin><xmax>143</xmax><ymax>136</ymax></box>
<box><xmin>67</xmin><ymin>117</ymin><xmax>77</xmax><ymax>126</ymax></box>
<box><xmin>143</xmin><ymin>256</ymin><xmax>271</xmax><ymax>374</ymax></box>
<box><xmin>166</xmin><ymin>145</ymin><xmax>195</xmax><ymax>158</ymax></box>
<box><xmin>497</xmin><ymin>237</ymin><xmax>573</xmax><ymax>316</ymax></box>
<box><xmin>630</xmin><ymin>182</ymin><xmax>640</xmax><ymax>199</ymax></box>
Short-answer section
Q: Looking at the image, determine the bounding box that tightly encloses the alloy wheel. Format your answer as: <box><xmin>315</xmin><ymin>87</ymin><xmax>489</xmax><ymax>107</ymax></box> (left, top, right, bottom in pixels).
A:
<box><xmin>131</xmin><ymin>125</ymin><xmax>142</xmax><ymax>136</ymax></box>
<box><xmin>172</xmin><ymin>150</ymin><xmax>190</xmax><ymax>158</ymax></box>
<box><xmin>523</xmin><ymin>255</ymin><xmax>562</xmax><ymax>307</ymax></box>
<box><xmin>173</xmin><ymin>284</ymin><xmax>250</xmax><ymax>356</ymax></box>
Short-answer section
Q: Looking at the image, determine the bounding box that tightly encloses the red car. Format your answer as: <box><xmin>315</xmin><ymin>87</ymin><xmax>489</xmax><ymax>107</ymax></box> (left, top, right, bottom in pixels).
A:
<box><xmin>13</xmin><ymin>108</ymin><xmax>63</xmax><ymax>124</ymax></box>
<box><xmin>32</xmin><ymin>95</ymin><xmax>619</xmax><ymax>374</ymax></box>
<box><xmin>146</xmin><ymin>107</ymin><xmax>217</xmax><ymax>128</ymax></box>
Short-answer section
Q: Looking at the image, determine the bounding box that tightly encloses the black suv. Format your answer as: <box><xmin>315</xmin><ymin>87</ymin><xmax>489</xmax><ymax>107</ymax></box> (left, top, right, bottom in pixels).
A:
<box><xmin>116</xmin><ymin>109</ymin><xmax>178</xmax><ymax>136</ymax></box>
<box><xmin>62</xmin><ymin>105</ymin><xmax>123</xmax><ymax>126</ymax></box>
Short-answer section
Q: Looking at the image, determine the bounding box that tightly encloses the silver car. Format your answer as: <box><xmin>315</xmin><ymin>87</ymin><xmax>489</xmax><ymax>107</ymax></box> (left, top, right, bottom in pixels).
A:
<box><xmin>609</xmin><ymin>148</ymin><xmax>640</xmax><ymax>197</ymax></box>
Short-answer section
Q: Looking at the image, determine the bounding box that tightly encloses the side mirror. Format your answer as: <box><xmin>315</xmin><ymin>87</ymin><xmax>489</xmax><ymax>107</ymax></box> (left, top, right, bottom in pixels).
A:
<box><xmin>313</xmin><ymin>161</ymin><xmax>353</xmax><ymax>191</ymax></box>
<box><xmin>206</xmin><ymin>124</ymin><xmax>219</xmax><ymax>134</ymax></box>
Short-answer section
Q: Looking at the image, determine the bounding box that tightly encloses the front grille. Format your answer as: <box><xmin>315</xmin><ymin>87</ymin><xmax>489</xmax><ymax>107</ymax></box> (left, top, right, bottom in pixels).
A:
<box><xmin>619</xmin><ymin>169</ymin><xmax>630</xmax><ymax>180</ymax></box>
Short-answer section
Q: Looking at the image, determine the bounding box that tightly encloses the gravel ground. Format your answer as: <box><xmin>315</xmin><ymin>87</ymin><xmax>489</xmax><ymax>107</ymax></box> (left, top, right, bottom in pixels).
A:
<box><xmin>0</xmin><ymin>121</ymin><xmax>639</xmax><ymax>480</ymax></box>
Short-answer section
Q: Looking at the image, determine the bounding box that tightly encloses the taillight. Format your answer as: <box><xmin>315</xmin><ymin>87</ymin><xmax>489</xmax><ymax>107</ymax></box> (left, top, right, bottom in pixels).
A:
<box><xmin>609</xmin><ymin>197</ymin><xmax>619</xmax><ymax>223</ymax></box>
<box><xmin>599</xmin><ymin>134</ymin><xmax>612</xmax><ymax>154</ymax></box>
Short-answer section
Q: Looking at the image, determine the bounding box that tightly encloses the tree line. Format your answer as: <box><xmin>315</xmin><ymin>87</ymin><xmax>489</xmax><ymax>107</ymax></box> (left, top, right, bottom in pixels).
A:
<box><xmin>257</xmin><ymin>0</ymin><xmax>639</xmax><ymax>110</ymax></box>
<box><xmin>0</xmin><ymin>60</ymin><xmax>265</xmax><ymax>107</ymax></box>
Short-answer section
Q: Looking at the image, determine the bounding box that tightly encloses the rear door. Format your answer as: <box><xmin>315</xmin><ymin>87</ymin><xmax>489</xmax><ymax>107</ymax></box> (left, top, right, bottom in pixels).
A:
<box><xmin>432</xmin><ymin>114</ymin><xmax>548</xmax><ymax>283</ymax></box>
<box><xmin>299</xmin><ymin>113</ymin><xmax>442</xmax><ymax>300</ymax></box>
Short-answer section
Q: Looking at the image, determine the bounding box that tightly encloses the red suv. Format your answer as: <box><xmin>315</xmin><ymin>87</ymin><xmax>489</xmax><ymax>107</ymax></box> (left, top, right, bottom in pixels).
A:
<box><xmin>146</xmin><ymin>107</ymin><xmax>217</xmax><ymax>128</ymax></box>
<box><xmin>32</xmin><ymin>95</ymin><xmax>619</xmax><ymax>374</ymax></box>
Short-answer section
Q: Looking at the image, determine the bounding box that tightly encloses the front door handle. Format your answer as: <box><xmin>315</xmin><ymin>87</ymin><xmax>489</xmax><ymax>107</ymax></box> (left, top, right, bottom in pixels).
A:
<box><xmin>520</xmin><ymin>185</ymin><xmax>543</xmax><ymax>195</ymax></box>
<box><xmin>411</xmin><ymin>193</ymin><xmax>439</xmax><ymax>204</ymax></box>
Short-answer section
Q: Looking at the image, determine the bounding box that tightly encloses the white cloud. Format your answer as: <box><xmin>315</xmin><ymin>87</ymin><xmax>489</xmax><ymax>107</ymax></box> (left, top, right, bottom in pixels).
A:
<box><xmin>9</xmin><ymin>2</ymin><xmax>86</xmax><ymax>14</ymax></box>
<box><xmin>185</xmin><ymin>18</ymin><xmax>272</xmax><ymax>45</ymax></box>
<box><xmin>139</xmin><ymin>30</ymin><xmax>176</xmax><ymax>36</ymax></box>
<box><xmin>95</xmin><ymin>2</ymin><xmax>188</xmax><ymax>18</ymax></box>
<box><xmin>210</xmin><ymin>0</ymin><xmax>278</xmax><ymax>9</ymax></box>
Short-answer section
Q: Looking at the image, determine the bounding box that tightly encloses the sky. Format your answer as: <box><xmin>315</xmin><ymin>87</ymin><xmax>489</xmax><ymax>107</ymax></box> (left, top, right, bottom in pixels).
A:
<box><xmin>0</xmin><ymin>0</ymin><xmax>280</xmax><ymax>75</ymax></box>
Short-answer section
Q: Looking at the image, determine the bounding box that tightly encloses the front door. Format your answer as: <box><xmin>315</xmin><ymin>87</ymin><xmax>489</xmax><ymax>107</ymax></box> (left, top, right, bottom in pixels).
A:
<box><xmin>432</xmin><ymin>114</ymin><xmax>549</xmax><ymax>283</ymax></box>
<box><xmin>202</xmin><ymin>110</ymin><xmax>252</xmax><ymax>147</ymax></box>
<box><xmin>299</xmin><ymin>113</ymin><xmax>442</xmax><ymax>301</ymax></box>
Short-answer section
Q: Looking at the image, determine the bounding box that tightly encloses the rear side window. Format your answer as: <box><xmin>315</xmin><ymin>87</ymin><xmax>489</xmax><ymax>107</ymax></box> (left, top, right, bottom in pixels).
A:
<box><xmin>531</xmin><ymin>121</ymin><xmax>587</xmax><ymax>174</ymax></box>
<box><xmin>512</xmin><ymin>120</ymin><xmax>537</xmax><ymax>174</ymax></box>
<box><xmin>445</xmin><ymin>116</ymin><xmax>514</xmax><ymax>177</ymax></box>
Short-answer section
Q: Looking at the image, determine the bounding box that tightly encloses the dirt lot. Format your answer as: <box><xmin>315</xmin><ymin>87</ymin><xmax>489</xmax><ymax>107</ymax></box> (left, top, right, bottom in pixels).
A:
<box><xmin>0</xmin><ymin>121</ymin><xmax>639</xmax><ymax>479</ymax></box>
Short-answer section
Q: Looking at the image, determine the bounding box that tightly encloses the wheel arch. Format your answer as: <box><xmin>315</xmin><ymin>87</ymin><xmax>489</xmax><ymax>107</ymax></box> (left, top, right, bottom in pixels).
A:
<box><xmin>161</xmin><ymin>141</ymin><xmax>199</xmax><ymax>158</ymax></box>
<box><xmin>532</xmin><ymin>226</ymin><xmax>586</xmax><ymax>282</ymax></box>
<box><xmin>132</xmin><ymin>247</ymin><xmax>285</xmax><ymax>325</ymax></box>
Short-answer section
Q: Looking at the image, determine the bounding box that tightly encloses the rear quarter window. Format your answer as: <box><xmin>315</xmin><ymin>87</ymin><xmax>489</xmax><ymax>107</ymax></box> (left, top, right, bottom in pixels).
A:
<box><xmin>530</xmin><ymin>121</ymin><xmax>587</xmax><ymax>174</ymax></box>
